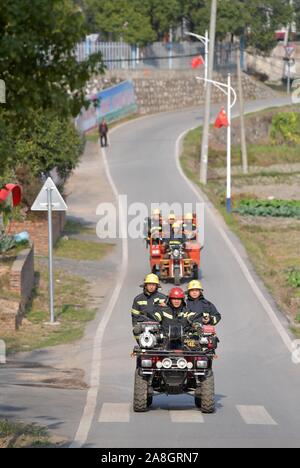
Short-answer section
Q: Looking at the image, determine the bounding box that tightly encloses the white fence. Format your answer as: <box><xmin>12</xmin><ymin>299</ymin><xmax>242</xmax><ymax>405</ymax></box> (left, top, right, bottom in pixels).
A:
<box><xmin>76</xmin><ymin>40</ymin><xmax>238</xmax><ymax>71</ymax></box>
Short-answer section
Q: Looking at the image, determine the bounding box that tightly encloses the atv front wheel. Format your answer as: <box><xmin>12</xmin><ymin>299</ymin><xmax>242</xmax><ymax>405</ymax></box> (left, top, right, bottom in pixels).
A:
<box><xmin>133</xmin><ymin>370</ymin><xmax>149</xmax><ymax>413</ymax></box>
<box><xmin>200</xmin><ymin>372</ymin><xmax>215</xmax><ymax>414</ymax></box>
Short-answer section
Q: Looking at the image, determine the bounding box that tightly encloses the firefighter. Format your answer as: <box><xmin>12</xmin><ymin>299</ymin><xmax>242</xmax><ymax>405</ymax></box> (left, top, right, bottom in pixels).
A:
<box><xmin>144</xmin><ymin>209</ymin><xmax>162</xmax><ymax>246</ymax></box>
<box><xmin>183</xmin><ymin>213</ymin><xmax>197</xmax><ymax>241</ymax></box>
<box><xmin>153</xmin><ymin>287</ymin><xmax>189</xmax><ymax>332</ymax></box>
<box><xmin>131</xmin><ymin>274</ymin><xmax>167</xmax><ymax>340</ymax></box>
<box><xmin>162</xmin><ymin>213</ymin><xmax>177</xmax><ymax>240</ymax></box>
<box><xmin>185</xmin><ymin>280</ymin><xmax>222</xmax><ymax>328</ymax></box>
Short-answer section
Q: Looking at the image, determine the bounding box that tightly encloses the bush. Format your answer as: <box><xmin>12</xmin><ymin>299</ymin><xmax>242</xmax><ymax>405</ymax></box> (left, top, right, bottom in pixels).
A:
<box><xmin>287</xmin><ymin>269</ymin><xmax>300</xmax><ymax>289</ymax></box>
<box><xmin>235</xmin><ymin>199</ymin><xmax>300</xmax><ymax>219</ymax></box>
<box><xmin>270</xmin><ymin>112</ymin><xmax>300</xmax><ymax>145</ymax></box>
<box><xmin>15</xmin><ymin>111</ymin><xmax>84</xmax><ymax>180</ymax></box>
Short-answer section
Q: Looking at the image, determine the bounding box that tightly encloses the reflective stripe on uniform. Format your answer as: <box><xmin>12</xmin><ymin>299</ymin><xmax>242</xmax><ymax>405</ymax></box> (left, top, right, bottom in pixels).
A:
<box><xmin>131</xmin><ymin>309</ymin><xmax>140</xmax><ymax>316</ymax></box>
<box><xmin>155</xmin><ymin>312</ymin><xmax>162</xmax><ymax>321</ymax></box>
<box><xmin>137</xmin><ymin>301</ymin><xmax>148</xmax><ymax>306</ymax></box>
<box><xmin>187</xmin><ymin>312</ymin><xmax>197</xmax><ymax>319</ymax></box>
<box><xmin>163</xmin><ymin>312</ymin><xmax>173</xmax><ymax>320</ymax></box>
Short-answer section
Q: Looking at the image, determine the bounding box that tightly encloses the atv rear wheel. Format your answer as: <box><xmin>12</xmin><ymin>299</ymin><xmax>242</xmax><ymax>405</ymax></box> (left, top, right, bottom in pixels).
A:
<box><xmin>133</xmin><ymin>370</ymin><xmax>149</xmax><ymax>413</ymax></box>
<box><xmin>194</xmin><ymin>387</ymin><xmax>202</xmax><ymax>408</ymax></box>
<box><xmin>200</xmin><ymin>372</ymin><xmax>215</xmax><ymax>414</ymax></box>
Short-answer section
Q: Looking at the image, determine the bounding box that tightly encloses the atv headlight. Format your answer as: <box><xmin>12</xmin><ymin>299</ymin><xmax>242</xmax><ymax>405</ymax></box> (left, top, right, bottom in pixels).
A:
<box><xmin>177</xmin><ymin>358</ymin><xmax>188</xmax><ymax>370</ymax></box>
<box><xmin>162</xmin><ymin>358</ymin><xmax>173</xmax><ymax>369</ymax></box>
<box><xmin>173</xmin><ymin>249</ymin><xmax>180</xmax><ymax>258</ymax></box>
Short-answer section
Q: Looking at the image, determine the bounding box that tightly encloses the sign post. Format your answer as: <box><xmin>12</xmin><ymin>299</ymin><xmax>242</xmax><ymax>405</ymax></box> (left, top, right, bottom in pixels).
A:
<box><xmin>31</xmin><ymin>178</ymin><xmax>68</xmax><ymax>324</ymax></box>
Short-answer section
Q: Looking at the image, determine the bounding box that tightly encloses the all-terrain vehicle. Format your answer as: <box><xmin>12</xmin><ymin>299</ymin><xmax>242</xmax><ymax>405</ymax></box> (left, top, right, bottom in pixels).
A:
<box><xmin>133</xmin><ymin>322</ymin><xmax>218</xmax><ymax>413</ymax></box>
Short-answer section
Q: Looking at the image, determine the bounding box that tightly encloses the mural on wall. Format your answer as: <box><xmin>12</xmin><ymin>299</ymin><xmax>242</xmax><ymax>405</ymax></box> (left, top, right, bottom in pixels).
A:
<box><xmin>76</xmin><ymin>80</ymin><xmax>138</xmax><ymax>133</ymax></box>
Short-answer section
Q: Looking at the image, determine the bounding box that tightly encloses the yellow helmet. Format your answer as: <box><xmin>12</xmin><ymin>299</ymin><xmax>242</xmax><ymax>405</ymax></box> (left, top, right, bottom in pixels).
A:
<box><xmin>188</xmin><ymin>280</ymin><xmax>204</xmax><ymax>291</ymax></box>
<box><xmin>168</xmin><ymin>213</ymin><xmax>176</xmax><ymax>221</ymax></box>
<box><xmin>152</xmin><ymin>209</ymin><xmax>161</xmax><ymax>216</ymax></box>
<box><xmin>184</xmin><ymin>213</ymin><xmax>194</xmax><ymax>221</ymax></box>
<box><xmin>144</xmin><ymin>274</ymin><xmax>160</xmax><ymax>285</ymax></box>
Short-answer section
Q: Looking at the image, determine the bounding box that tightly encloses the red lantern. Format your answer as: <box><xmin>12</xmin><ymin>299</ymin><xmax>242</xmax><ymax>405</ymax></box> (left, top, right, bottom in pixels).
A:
<box><xmin>191</xmin><ymin>55</ymin><xmax>205</xmax><ymax>69</ymax></box>
<box><xmin>214</xmin><ymin>108</ymin><xmax>229</xmax><ymax>129</ymax></box>
<box><xmin>0</xmin><ymin>184</ymin><xmax>22</xmax><ymax>207</ymax></box>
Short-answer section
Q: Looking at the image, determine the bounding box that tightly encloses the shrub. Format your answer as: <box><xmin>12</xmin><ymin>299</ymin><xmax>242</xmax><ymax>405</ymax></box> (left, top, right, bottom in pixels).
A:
<box><xmin>270</xmin><ymin>112</ymin><xmax>300</xmax><ymax>145</ymax></box>
<box><xmin>287</xmin><ymin>269</ymin><xmax>300</xmax><ymax>289</ymax></box>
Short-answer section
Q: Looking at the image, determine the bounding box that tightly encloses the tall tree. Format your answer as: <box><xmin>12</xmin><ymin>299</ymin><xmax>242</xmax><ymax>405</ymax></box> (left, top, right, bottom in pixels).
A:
<box><xmin>83</xmin><ymin>0</ymin><xmax>156</xmax><ymax>45</ymax></box>
<box><xmin>0</xmin><ymin>0</ymin><xmax>104</xmax><ymax>124</ymax></box>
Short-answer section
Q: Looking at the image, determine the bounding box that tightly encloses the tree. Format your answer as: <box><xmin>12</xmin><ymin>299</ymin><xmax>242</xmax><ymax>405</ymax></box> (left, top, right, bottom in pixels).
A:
<box><xmin>83</xmin><ymin>0</ymin><xmax>156</xmax><ymax>45</ymax></box>
<box><xmin>245</xmin><ymin>0</ymin><xmax>293</xmax><ymax>52</ymax></box>
<box><xmin>0</xmin><ymin>0</ymin><xmax>104</xmax><ymax>124</ymax></box>
<box><xmin>140</xmin><ymin>0</ymin><xmax>182</xmax><ymax>40</ymax></box>
<box><xmin>182</xmin><ymin>0</ymin><xmax>293</xmax><ymax>52</ymax></box>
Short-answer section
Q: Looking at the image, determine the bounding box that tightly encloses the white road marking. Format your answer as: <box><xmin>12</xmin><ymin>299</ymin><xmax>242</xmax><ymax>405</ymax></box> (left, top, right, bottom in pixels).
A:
<box><xmin>237</xmin><ymin>406</ymin><xmax>278</xmax><ymax>426</ymax></box>
<box><xmin>99</xmin><ymin>403</ymin><xmax>131</xmax><ymax>423</ymax></box>
<box><xmin>70</xmin><ymin>144</ymin><xmax>129</xmax><ymax>448</ymax></box>
<box><xmin>175</xmin><ymin>129</ymin><xmax>294</xmax><ymax>355</ymax></box>
<box><xmin>169</xmin><ymin>410</ymin><xmax>205</xmax><ymax>424</ymax></box>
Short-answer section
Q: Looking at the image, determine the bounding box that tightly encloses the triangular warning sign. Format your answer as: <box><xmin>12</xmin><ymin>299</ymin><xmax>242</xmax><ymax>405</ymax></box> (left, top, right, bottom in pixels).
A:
<box><xmin>31</xmin><ymin>178</ymin><xmax>68</xmax><ymax>212</ymax></box>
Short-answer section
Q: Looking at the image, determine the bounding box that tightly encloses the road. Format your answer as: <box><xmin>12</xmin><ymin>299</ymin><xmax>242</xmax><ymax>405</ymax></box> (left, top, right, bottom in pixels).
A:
<box><xmin>71</xmin><ymin>96</ymin><xmax>300</xmax><ymax>449</ymax></box>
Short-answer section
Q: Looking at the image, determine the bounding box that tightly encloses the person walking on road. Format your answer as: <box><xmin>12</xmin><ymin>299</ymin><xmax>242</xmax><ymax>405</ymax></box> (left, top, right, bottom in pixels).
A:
<box><xmin>99</xmin><ymin>118</ymin><xmax>109</xmax><ymax>148</ymax></box>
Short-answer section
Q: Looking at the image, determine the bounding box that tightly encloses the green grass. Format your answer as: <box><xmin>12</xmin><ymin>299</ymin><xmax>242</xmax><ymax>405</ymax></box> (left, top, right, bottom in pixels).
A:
<box><xmin>54</xmin><ymin>238</ymin><xmax>115</xmax><ymax>261</ymax></box>
<box><xmin>187</xmin><ymin>132</ymin><xmax>300</xmax><ymax>169</ymax></box>
<box><xmin>63</xmin><ymin>219</ymin><xmax>95</xmax><ymax>235</ymax></box>
<box><xmin>0</xmin><ymin>420</ymin><xmax>52</xmax><ymax>448</ymax></box>
<box><xmin>1</xmin><ymin>262</ymin><xmax>97</xmax><ymax>354</ymax></box>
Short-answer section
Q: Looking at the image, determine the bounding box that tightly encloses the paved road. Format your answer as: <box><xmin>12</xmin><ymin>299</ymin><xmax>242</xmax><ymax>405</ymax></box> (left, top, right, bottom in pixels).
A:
<box><xmin>71</xmin><ymin>96</ymin><xmax>300</xmax><ymax>448</ymax></box>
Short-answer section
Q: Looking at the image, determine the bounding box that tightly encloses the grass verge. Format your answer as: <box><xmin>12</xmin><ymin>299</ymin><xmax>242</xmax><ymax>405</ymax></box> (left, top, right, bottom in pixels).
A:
<box><xmin>54</xmin><ymin>238</ymin><xmax>115</xmax><ymax>261</ymax></box>
<box><xmin>0</xmin><ymin>420</ymin><xmax>64</xmax><ymax>448</ymax></box>
<box><xmin>180</xmin><ymin>114</ymin><xmax>300</xmax><ymax>331</ymax></box>
<box><xmin>1</xmin><ymin>260</ymin><xmax>96</xmax><ymax>354</ymax></box>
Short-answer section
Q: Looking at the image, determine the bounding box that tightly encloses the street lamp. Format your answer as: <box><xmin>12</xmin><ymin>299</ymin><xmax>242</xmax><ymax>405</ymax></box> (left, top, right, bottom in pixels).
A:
<box><xmin>185</xmin><ymin>31</ymin><xmax>209</xmax><ymax>84</ymax></box>
<box><xmin>197</xmin><ymin>74</ymin><xmax>237</xmax><ymax>213</ymax></box>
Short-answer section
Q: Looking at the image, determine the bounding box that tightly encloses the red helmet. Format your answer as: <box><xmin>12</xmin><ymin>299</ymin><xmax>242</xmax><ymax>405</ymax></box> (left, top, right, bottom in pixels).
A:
<box><xmin>169</xmin><ymin>288</ymin><xmax>185</xmax><ymax>300</ymax></box>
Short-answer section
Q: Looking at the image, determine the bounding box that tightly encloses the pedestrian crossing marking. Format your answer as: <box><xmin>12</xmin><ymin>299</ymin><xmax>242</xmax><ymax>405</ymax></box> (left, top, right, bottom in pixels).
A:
<box><xmin>169</xmin><ymin>410</ymin><xmax>205</xmax><ymax>424</ymax></box>
<box><xmin>98</xmin><ymin>403</ymin><xmax>278</xmax><ymax>426</ymax></box>
<box><xmin>236</xmin><ymin>405</ymin><xmax>278</xmax><ymax>426</ymax></box>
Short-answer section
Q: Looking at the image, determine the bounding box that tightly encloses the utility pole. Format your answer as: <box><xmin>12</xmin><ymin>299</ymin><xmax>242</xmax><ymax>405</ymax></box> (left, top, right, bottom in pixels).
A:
<box><xmin>200</xmin><ymin>0</ymin><xmax>218</xmax><ymax>185</ymax></box>
<box><xmin>237</xmin><ymin>47</ymin><xmax>248</xmax><ymax>174</ymax></box>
